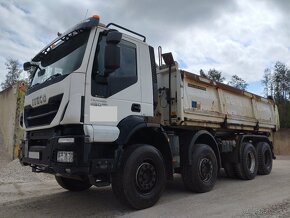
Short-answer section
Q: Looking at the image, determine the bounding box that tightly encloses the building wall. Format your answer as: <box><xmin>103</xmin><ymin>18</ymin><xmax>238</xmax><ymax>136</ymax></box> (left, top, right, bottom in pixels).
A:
<box><xmin>0</xmin><ymin>82</ymin><xmax>26</xmax><ymax>160</ymax></box>
<box><xmin>274</xmin><ymin>129</ymin><xmax>290</xmax><ymax>155</ymax></box>
<box><xmin>0</xmin><ymin>85</ymin><xmax>18</xmax><ymax>159</ymax></box>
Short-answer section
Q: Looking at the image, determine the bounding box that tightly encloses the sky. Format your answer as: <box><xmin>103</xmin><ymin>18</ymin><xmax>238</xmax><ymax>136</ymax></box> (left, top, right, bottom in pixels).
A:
<box><xmin>1</xmin><ymin>0</ymin><xmax>290</xmax><ymax>95</ymax></box>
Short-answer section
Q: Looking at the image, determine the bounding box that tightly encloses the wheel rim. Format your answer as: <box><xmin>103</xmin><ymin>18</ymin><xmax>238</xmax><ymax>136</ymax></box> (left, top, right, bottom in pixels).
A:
<box><xmin>246</xmin><ymin>151</ymin><xmax>256</xmax><ymax>173</ymax></box>
<box><xmin>199</xmin><ymin>158</ymin><xmax>213</xmax><ymax>182</ymax></box>
<box><xmin>135</xmin><ymin>162</ymin><xmax>157</xmax><ymax>193</ymax></box>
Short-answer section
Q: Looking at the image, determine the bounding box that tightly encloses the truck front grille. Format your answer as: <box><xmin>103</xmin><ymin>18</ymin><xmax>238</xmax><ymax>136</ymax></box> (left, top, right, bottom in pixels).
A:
<box><xmin>24</xmin><ymin>94</ymin><xmax>63</xmax><ymax>127</ymax></box>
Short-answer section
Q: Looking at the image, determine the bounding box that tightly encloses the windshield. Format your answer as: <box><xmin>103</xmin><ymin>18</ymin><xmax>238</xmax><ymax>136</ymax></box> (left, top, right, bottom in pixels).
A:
<box><xmin>30</xmin><ymin>30</ymin><xmax>90</xmax><ymax>88</ymax></box>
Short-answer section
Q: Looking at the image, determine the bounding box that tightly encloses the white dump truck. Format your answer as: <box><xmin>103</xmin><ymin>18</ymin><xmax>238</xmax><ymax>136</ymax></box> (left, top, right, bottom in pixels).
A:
<box><xmin>20</xmin><ymin>15</ymin><xmax>279</xmax><ymax>209</ymax></box>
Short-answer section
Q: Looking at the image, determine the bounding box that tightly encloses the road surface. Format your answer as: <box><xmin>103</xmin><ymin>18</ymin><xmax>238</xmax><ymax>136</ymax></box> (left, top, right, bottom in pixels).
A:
<box><xmin>0</xmin><ymin>157</ymin><xmax>290</xmax><ymax>218</ymax></box>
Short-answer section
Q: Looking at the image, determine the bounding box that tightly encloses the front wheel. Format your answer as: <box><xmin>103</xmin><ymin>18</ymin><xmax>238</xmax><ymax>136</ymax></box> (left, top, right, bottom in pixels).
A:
<box><xmin>55</xmin><ymin>176</ymin><xmax>92</xmax><ymax>191</ymax></box>
<box><xmin>112</xmin><ymin>144</ymin><xmax>166</xmax><ymax>209</ymax></box>
<box><xmin>182</xmin><ymin>144</ymin><xmax>218</xmax><ymax>193</ymax></box>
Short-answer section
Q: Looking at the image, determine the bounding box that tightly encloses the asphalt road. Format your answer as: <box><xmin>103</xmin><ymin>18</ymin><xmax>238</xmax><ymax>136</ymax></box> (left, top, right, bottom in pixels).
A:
<box><xmin>0</xmin><ymin>157</ymin><xmax>290</xmax><ymax>218</ymax></box>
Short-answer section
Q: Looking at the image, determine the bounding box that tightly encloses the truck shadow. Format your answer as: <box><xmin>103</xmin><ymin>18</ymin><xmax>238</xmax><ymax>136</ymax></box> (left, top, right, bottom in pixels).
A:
<box><xmin>0</xmin><ymin>173</ymin><xmax>234</xmax><ymax>217</ymax></box>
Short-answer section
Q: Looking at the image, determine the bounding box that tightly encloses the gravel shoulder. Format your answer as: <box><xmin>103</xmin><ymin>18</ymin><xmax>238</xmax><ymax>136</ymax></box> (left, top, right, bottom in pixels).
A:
<box><xmin>0</xmin><ymin>135</ymin><xmax>10</xmax><ymax>170</ymax></box>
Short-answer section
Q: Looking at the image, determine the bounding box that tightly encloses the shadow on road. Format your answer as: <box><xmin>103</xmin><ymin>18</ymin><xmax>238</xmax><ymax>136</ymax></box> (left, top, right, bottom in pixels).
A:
<box><xmin>0</xmin><ymin>175</ymin><xmax>198</xmax><ymax>217</ymax></box>
<box><xmin>0</xmin><ymin>172</ymin><xmax>239</xmax><ymax>217</ymax></box>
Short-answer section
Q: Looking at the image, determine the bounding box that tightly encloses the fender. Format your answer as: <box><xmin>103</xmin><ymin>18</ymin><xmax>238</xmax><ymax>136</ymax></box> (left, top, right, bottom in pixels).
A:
<box><xmin>188</xmin><ymin>130</ymin><xmax>222</xmax><ymax>168</ymax></box>
<box><xmin>115</xmin><ymin>115</ymin><xmax>173</xmax><ymax>179</ymax></box>
<box><xmin>237</xmin><ymin>134</ymin><xmax>275</xmax><ymax>160</ymax></box>
<box><xmin>116</xmin><ymin>115</ymin><xmax>147</xmax><ymax>145</ymax></box>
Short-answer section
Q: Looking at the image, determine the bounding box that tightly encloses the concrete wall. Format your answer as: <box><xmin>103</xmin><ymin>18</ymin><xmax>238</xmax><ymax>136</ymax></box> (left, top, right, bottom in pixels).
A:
<box><xmin>0</xmin><ymin>82</ymin><xmax>26</xmax><ymax>160</ymax></box>
<box><xmin>274</xmin><ymin>129</ymin><xmax>290</xmax><ymax>155</ymax></box>
<box><xmin>0</xmin><ymin>85</ymin><xmax>18</xmax><ymax>159</ymax></box>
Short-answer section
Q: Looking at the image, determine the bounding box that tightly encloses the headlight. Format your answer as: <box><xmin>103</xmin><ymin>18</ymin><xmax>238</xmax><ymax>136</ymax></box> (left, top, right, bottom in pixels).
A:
<box><xmin>57</xmin><ymin>151</ymin><xmax>74</xmax><ymax>163</ymax></box>
<box><xmin>58</xmin><ymin>138</ymin><xmax>75</xmax><ymax>143</ymax></box>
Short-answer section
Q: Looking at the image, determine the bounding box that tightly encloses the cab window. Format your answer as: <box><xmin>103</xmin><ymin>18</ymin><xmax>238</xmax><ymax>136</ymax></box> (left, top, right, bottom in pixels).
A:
<box><xmin>91</xmin><ymin>33</ymin><xmax>137</xmax><ymax>97</ymax></box>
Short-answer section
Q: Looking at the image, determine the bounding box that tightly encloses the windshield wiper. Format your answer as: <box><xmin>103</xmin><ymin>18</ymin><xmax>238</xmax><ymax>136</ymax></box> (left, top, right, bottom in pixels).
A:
<box><xmin>44</xmin><ymin>73</ymin><xmax>62</xmax><ymax>83</ymax></box>
<box><xmin>30</xmin><ymin>83</ymin><xmax>40</xmax><ymax>89</ymax></box>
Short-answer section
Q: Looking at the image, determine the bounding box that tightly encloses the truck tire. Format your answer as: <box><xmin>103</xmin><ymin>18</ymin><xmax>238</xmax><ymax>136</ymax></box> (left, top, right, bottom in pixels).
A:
<box><xmin>55</xmin><ymin>176</ymin><xmax>92</xmax><ymax>191</ymax></box>
<box><xmin>257</xmin><ymin>142</ymin><xmax>272</xmax><ymax>175</ymax></box>
<box><xmin>182</xmin><ymin>144</ymin><xmax>218</xmax><ymax>193</ymax></box>
<box><xmin>111</xmin><ymin>144</ymin><xmax>166</xmax><ymax>209</ymax></box>
<box><xmin>235</xmin><ymin>143</ymin><xmax>258</xmax><ymax>180</ymax></box>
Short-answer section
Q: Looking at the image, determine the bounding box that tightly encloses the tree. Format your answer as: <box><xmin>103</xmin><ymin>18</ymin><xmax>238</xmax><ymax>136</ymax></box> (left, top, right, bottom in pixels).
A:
<box><xmin>228</xmin><ymin>75</ymin><xmax>248</xmax><ymax>90</ymax></box>
<box><xmin>273</xmin><ymin>61</ymin><xmax>289</xmax><ymax>101</ymax></box>
<box><xmin>1</xmin><ymin>58</ymin><xmax>22</xmax><ymax>90</ymax></box>
<box><xmin>207</xmin><ymin>69</ymin><xmax>225</xmax><ymax>82</ymax></box>
<box><xmin>261</xmin><ymin>61</ymin><xmax>290</xmax><ymax>128</ymax></box>
<box><xmin>199</xmin><ymin>69</ymin><xmax>207</xmax><ymax>78</ymax></box>
<box><xmin>261</xmin><ymin>68</ymin><xmax>272</xmax><ymax>97</ymax></box>
<box><xmin>199</xmin><ymin>68</ymin><xmax>225</xmax><ymax>83</ymax></box>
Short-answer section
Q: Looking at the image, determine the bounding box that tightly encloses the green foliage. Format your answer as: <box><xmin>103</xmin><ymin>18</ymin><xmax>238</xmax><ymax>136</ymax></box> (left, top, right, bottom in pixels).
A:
<box><xmin>277</xmin><ymin>101</ymin><xmax>290</xmax><ymax>128</ymax></box>
<box><xmin>1</xmin><ymin>58</ymin><xmax>22</xmax><ymax>90</ymax></box>
<box><xmin>199</xmin><ymin>68</ymin><xmax>225</xmax><ymax>82</ymax></box>
<box><xmin>261</xmin><ymin>61</ymin><xmax>290</xmax><ymax>128</ymax></box>
<box><xmin>199</xmin><ymin>69</ymin><xmax>207</xmax><ymax>78</ymax></box>
<box><xmin>207</xmin><ymin>69</ymin><xmax>225</xmax><ymax>82</ymax></box>
<box><xmin>228</xmin><ymin>74</ymin><xmax>248</xmax><ymax>90</ymax></box>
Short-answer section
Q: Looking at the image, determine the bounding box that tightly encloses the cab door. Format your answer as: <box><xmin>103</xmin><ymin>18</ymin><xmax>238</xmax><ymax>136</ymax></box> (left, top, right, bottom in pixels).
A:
<box><xmin>85</xmin><ymin>28</ymin><xmax>142</xmax><ymax>127</ymax></box>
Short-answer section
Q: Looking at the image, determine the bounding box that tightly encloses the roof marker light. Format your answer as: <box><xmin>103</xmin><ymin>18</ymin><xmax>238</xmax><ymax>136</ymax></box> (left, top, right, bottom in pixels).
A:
<box><xmin>92</xmin><ymin>15</ymin><xmax>100</xmax><ymax>20</ymax></box>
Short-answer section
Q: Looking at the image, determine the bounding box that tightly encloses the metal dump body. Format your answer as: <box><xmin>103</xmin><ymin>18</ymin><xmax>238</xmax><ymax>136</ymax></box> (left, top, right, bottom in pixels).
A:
<box><xmin>157</xmin><ymin>64</ymin><xmax>279</xmax><ymax>133</ymax></box>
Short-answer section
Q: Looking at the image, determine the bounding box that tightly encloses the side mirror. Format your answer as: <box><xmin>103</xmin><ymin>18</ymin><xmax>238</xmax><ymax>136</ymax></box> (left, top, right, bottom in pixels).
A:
<box><xmin>104</xmin><ymin>31</ymin><xmax>122</xmax><ymax>76</ymax></box>
<box><xmin>23</xmin><ymin>62</ymin><xmax>32</xmax><ymax>71</ymax></box>
<box><xmin>106</xmin><ymin>31</ymin><xmax>122</xmax><ymax>44</ymax></box>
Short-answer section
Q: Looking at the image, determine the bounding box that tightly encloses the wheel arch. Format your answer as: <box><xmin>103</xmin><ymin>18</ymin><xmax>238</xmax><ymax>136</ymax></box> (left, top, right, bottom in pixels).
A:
<box><xmin>189</xmin><ymin>130</ymin><xmax>222</xmax><ymax>169</ymax></box>
<box><xmin>238</xmin><ymin>135</ymin><xmax>275</xmax><ymax>159</ymax></box>
<box><xmin>116</xmin><ymin>115</ymin><xmax>173</xmax><ymax>180</ymax></box>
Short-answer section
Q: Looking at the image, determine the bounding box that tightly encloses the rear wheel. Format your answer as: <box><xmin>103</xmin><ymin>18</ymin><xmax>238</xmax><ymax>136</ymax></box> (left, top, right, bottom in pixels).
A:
<box><xmin>235</xmin><ymin>143</ymin><xmax>258</xmax><ymax>180</ymax></box>
<box><xmin>257</xmin><ymin>142</ymin><xmax>273</xmax><ymax>175</ymax></box>
<box><xmin>111</xmin><ymin>144</ymin><xmax>166</xmax><ymax>209</ymax></box>
<box><xmin>55</xmin><ymin>176</ymin><xmax>92</xmax><ymax>191</ymax></box>
<box><xmin>182</xmin><ymin>144</ymin><xmax>218</xmax><ymax>193</ymax></box>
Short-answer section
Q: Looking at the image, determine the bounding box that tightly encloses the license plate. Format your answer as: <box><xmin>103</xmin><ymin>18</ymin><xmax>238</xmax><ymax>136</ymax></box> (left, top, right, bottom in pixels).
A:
<box><xmin>28</xmin><ymin>151</ymin><xmax>40</xmax><ymax>159</ymax></box>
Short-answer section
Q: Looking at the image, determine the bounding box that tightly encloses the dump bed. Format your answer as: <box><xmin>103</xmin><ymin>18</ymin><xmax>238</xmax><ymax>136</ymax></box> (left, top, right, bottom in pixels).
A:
<box><xmin>157</xmin><ymin>64</ymin><xmax>279</xmax><ymax>133</ymax></box>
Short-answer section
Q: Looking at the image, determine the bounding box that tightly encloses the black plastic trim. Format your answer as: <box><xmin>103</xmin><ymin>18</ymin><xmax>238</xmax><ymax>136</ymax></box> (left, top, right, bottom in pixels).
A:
<box><xmin>24</xmin><ymin>94</ymin><xmax>63</xmax><ymax>127</ymax></box>
<box><xmin>106</xmin><ymin>23</ymin><xmax>146</xmax><ymax>42</ymax></box>
<box><xmin>149</xmin><ymin>46</ymin><xmax>158</xmax><ymax>110</ymax></box>
<box><xmin>32</xmin><ymin>17</ymin><xmax>99</xmax><ymax>62</ymax></box>
<box><xmin>116</xmin><ymin>115</ymin><xmax>146</xmax><ymax>145</ymax></box>
<box><xmin>80</xmin><ymin>96</ymin><xmax>85</xmax><ymax>122</ymax></box>
<box><xmin>188</xmin><ymin>130</ymin><xmax>222</xmax><ymax>168</ymax></box>
<box><xmin>27</xmin><ymin>110</ymin><xmax>58</xmax><ymax>120</ymax></box>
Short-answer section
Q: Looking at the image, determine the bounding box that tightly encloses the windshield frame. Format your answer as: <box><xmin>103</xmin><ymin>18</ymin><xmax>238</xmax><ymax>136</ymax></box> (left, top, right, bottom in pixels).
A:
<box><xmin>27</xmin><ymin>28</ymin><xmax>96</xmax><ymax>95</ymax></box>
<box><xmin>27</xmin><ymin>31</ymin><xmax>89</xmax><ymax>94</ymax></box>
<box><xmin>26</xmin><ymin>17</ymin><xmax>100</xmax><ymax>95</ymax></box>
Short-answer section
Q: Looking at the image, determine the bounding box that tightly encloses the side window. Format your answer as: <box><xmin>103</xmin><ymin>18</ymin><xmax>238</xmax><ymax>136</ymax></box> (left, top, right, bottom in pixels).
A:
<box><xmin>91</xmin><ymin>34</ymin><xmax>137</xmax><ymax>97</ymax></box>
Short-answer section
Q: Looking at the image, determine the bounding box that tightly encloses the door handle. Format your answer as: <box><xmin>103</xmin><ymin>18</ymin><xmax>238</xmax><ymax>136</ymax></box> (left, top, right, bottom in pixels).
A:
<box><xmin>131</xmin><ymin>103</ymin><xmax>141</xmax><ymax>112</ymax></box>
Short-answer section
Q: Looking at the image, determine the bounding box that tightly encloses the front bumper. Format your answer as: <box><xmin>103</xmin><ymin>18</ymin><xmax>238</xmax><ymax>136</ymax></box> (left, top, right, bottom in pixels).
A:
<box><xmin>19</xmin><ymin>130</ymin><xmax>115</xmax><ymax>176</ymax></box>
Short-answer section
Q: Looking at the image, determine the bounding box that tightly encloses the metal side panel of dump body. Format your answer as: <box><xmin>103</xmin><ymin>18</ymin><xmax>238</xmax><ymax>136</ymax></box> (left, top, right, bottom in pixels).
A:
<box><xmin>157</xmin><ymin>65</ymin><xmax>279</xmax><ymax>132</ymax></box>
